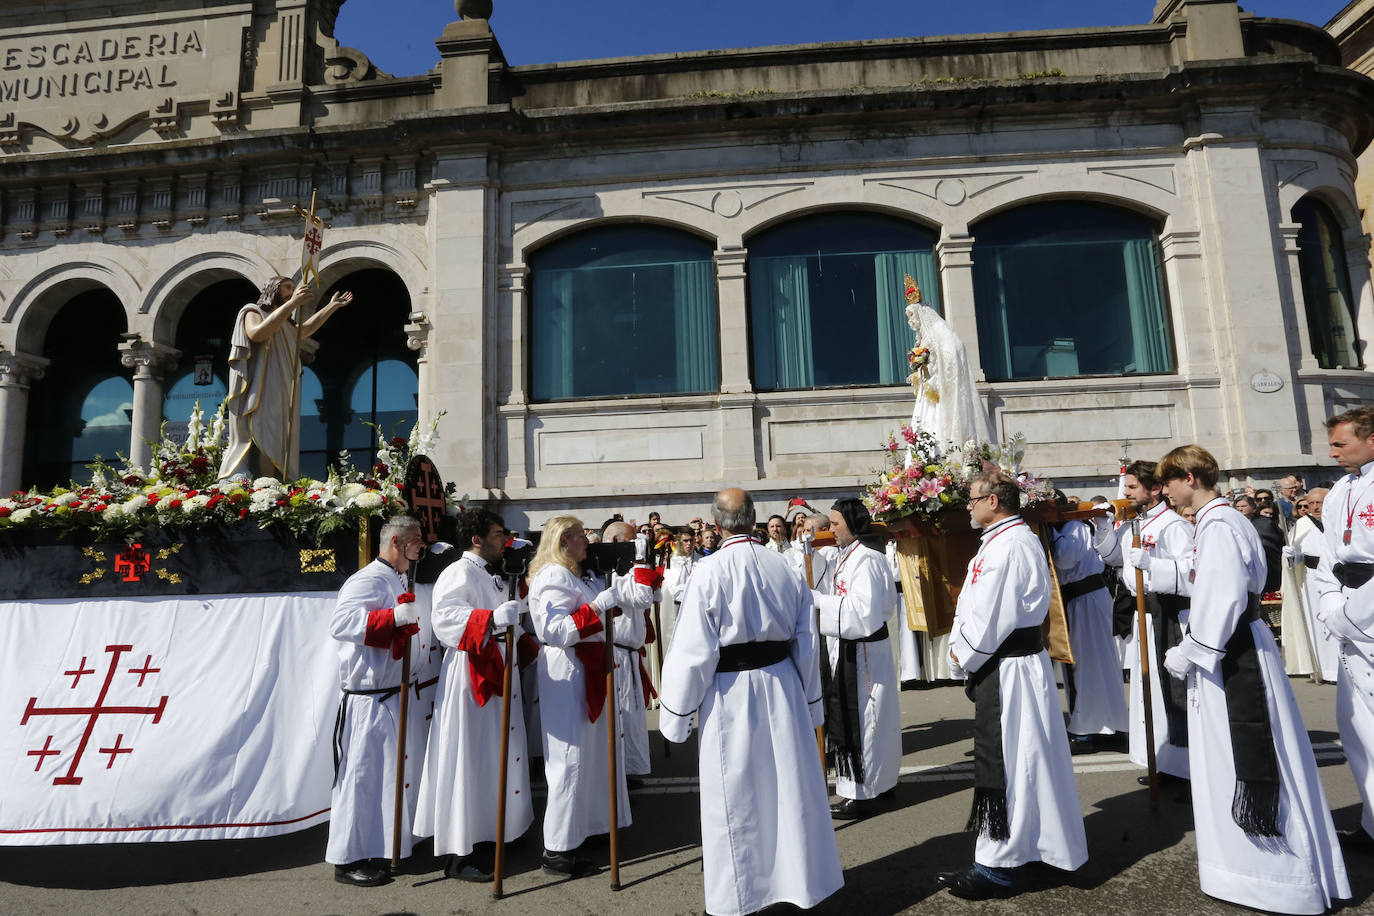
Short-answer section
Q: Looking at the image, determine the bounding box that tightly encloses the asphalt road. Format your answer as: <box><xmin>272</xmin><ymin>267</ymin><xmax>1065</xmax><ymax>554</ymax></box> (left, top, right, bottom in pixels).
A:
<box><xmin>3</xmin><ymin>678</ymin><xmax>1370</xmax><ymax>916</ymax></box>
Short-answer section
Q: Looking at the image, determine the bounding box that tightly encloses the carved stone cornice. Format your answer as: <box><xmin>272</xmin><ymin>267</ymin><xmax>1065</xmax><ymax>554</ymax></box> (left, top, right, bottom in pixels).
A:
<box><xmin>405</xmin><ymin>311</ymin><xmax>432</xmax><ymax>357</ymax></box>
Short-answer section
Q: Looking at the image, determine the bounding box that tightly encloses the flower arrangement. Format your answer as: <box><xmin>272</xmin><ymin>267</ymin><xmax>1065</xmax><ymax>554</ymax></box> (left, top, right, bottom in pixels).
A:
<box><xmin>865</xmin><ymin>424</ymin><xmax>1055</xmax><ymax>525</ymax></box>
<box><xmin>0</xmin><ymin>402</ymin><xmax>457</xmax><ymax>544</ymax></box>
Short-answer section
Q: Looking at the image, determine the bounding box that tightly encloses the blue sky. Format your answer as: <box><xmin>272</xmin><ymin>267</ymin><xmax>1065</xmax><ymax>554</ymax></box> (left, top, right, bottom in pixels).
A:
<box><xmin>335</xmin><ymin>0</ymin><xmax>1346</xmax><ymax>75</ymax></box>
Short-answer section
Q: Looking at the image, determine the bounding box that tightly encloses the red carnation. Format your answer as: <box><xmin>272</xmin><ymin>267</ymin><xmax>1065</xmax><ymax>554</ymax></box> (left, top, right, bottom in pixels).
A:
<box><xmin>239</xmin><ymin>508</ymin><xmax>249</xmax><ymax>519</ymax></box>
<box><xmin>91</xmin><ymin>503</ymin><xmax>108</xmax><ymax>512</ymax></box>
<box><xmin>390</xmin><ymin>436</ymin><xmax>407</xmax><ymax>448</ymax></box>
<box><xmin>363</xmin><ymin>479</ymin><xmax>380</xmax><ymax>489</ymax></box>
<box><xmin>207</xmin><ymin>495</ymin><xmax>223</xmax><ymax>508</ymax></box>
<box><xmin>0</xmin><ymin>507</ymin><xmax>11</xmax><ymax>518</ymax></box>
<box><xmin>147</xmin><ymin>495</ymin><xmax>159</xmax><ymax>506</ymax></box>
<box><xmin>168</xmin><ymin>499</ymin><xmax>182</xmax><ymax>510</ymax></box>
<box><xmin>276</xmin><ymin>499</ymin><xmax>286</xmax><ymax>506</ymax></box>
<box><xmin>373</xmin><ymin>463</ymin><xmax>389</xmax><ymax>477</ymax></box>
<box><xmin>190</xmin><ymin>456</ymin><xmax>210</xmax><ymax>472</ymax></box>
<box><xmin>122</xmin><ymin>475</ymin><xmax>144</xmax><ymax>486</ymax></box>
<box><xmin>187</xmin><ymin>489</ymin><xmax>199</xmax><ymax>498</ymax></box>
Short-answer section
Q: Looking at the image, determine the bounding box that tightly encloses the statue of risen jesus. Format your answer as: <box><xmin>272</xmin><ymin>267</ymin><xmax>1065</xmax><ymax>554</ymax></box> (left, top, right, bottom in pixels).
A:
<box><xmin>218</xmin><ymin>276</ymin><xmax>352</xmax><ymax>482</ymax></box>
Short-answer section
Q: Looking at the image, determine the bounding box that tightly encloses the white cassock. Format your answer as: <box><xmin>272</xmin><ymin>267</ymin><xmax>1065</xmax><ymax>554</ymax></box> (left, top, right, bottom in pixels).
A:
<box><xmin>1174</xmin><ymin>499</ymin><xmax>1348</xmax><ymax>914</ymax></box>
<box><xmin>591</xmin><ymin>570</ymin><xmax>656</xmax><ymax>778</ymax></box>
<box><xmin>326</xmin><ymin>559</ymin><xmax>417</xmax><ymax>865</ymax></box>
<box><xmin>414</xmin><ymin>552</ymin><xmax>533</xmax><ymax>857</ymax></box>
<box><xmin>885</xmin><ymin>541</ymin><xmax>922</xmax><ymax>681</ymax></box>
<box><xmin>529</xmin><ymin>565</ymin><xmax>631</xmax><ymax>853</ymax></box>
<box><xmin>1051</xmin><ymin>521</ymin><xmax>1129</xmax><ymax>736</ymax></box>
<box><xmin>1309</xmin><ymin>459</ymin><xmax>1374</xmax><ymax>838</ymax></box>
<box><xmin>1094</xmin><ymin>501</ymin><xmax>1193</xmax><ymax>778</ymax></box>
<box><xmin>814</xmin><ymin>541</ymin><xmax>901</xmax><ymax>801</ymax></box>
<box><xmin>949</xmin><ymin>517</ymin><xmax>1088</xmax><ymax>873</ymax></box>
<box><xmin>1289</xmin><ymin>516</ymin><xmax>1341</xmax><ymax>680</ymax></box>
<box><xmin>659</xmin><ymin>533</ymin><xmax>843</xmax><ymax>916</ymax></box>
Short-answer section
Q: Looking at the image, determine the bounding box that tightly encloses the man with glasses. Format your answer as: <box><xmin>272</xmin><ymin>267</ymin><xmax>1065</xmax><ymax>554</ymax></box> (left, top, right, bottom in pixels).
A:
<box><xmin>327</xmin><ymin>515</ymin><xmax>426</xmax><ymax>887</ymax></box>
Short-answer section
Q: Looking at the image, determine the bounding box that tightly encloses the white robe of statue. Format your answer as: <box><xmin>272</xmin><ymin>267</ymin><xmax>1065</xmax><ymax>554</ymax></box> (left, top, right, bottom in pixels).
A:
<box><xmin>905</xmin><ymin>299</ymin><xmax>992</xmax><ymax>451</ymax></box>
<box><xmin>219</xmin><ymin>301</ymin><xmax>301</xmax><ymax>481</ymax></box>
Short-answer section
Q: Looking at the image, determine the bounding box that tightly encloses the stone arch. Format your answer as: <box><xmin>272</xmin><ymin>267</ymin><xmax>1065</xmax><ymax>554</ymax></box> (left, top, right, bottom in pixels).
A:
<box><xmin>312</xmin><ymin>238</ymin><xmax>427</xmax><ymax>297</ymax></box>
<box><xmin>738</xmin><ymin>201</ymin><xmax>943</xmax><ymax>244</ymax></box>
<box><xmin>965</xmin><ymin>185</ymin><xmax>1176</xmax><ymax>232</ymax></box>
<box><xmin>5</xmin><ymin>258</ymin><xmax>142</xmax><ymax>354</ymax></box>
<box><xmin>143</xmin><ymin>251</ymin><xmax>272</xmax><ymax>344</ymax></box>
<box><xmin>514</xmin><ymin>214</ymin><xmax>718</xmax><ymax>263</ymax></box>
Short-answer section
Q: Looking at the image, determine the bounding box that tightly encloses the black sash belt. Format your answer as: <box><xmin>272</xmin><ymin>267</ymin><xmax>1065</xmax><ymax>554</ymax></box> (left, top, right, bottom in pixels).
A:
<box><xmin>966</xmin><ymin>626</ymin><xmax>1044</xmax><ymax>842</ymax></box>
<box><xmin>1304</xmin><ymin>555</ymin><xmax>1320</xmax><ymax>571</ymax></box>
<box><xmin>333</xmin><ymin>685</ymin><xmax>402</xmax><ymax>783</ymax></box>
<box><xmin>1151</xmin><ymin>593</ymin><xmax>1191</xmax><ymax>749</ymax></box>
<box><xmin>1219</xmin><ymin>594</ymin><xmax>1282</xmax><ymax>838</ymax></box>
<box><xmin>856</xmin><ymin>622</ymin><xmax>889</xmax><ymax>643</ymax></box>
<box><xmin>717</xmin><ymin>640</ymin><xmax>790</xmax><ymax>673</ymax></box>
<box><xmin>824</xmin><ymin>622</ymin><xmax>892</xmax><ymax>785</ymax></box>
<box><xmin>1335</xmin><ymin>561</ymin><xmax>1374</xmax><ymax>589</ymax></box>
<box><xmin>1059</xmin><ymin>572</ymin><xmax>1107</xmax><ymax>603</ymax></box>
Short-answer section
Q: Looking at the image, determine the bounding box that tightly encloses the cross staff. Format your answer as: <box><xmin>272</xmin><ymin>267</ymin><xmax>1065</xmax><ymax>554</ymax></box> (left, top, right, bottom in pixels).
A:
<box><xmin>282</xmin><ymin>190</ymin><xmax>328</xmax><ymax>477</ymax></box>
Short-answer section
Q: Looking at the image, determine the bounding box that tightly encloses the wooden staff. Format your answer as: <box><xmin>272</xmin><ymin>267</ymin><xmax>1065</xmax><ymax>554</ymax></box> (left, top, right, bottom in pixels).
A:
<box><xmin>605</xmin><ymin>597</ymin><xmax>622</xmax><ymax>891</ymax></box>
<box><xmin>1131</xmin><ymin>516</ymin><xmax>1159</xmax><ymax>806</ymax></box>
<box><xmin>493</xmin><ymin>572</ymin><xmax>520</xmax><ymax>899</ymax></box>
<box><xmin>391</xmin><ymin>564</ymin><xmax>415</xmax><ymax>871</ymax></box>
<box><xmin>802</xmin><ymin>533</ymin><xmax>826</xmax><ymax>772</ymax></box>
<box><xmin>650</xmin><ymin>536</ymin><xmax>670</xmax><ymax>759</ymax></box>
<box><xmin>282</xmin><ymin>189</ymin><xmax>319</xmax><ymax>478</ymax></box>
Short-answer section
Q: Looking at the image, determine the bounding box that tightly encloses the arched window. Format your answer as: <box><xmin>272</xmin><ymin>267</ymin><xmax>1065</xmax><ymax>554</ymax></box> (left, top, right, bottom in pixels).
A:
<box><xmin>23</xmin><ymin>288</ymin><xmax>130</xmax><ymax>487</ymax></box>
<box><xmin>1293</xmin><ymin>197</ymin><xmax>1362</xmax><ymax>369</ymax></box>
<box><xmin>746</xmin><ymin>212</ymin><xmax>939</xmax><ymax>390</ymax></box>
<box><xmin>301</xmin><ymin>269</ymin><xmax>417</xmax><ymax>479</ymax></box>
<box><xmin>529</xmin><ymin>225</ymin><xmax>719</xmax><ymax>400</ymax></box>
<box><xmin>162</xmin><ymin>277</ymin><xmax>257</xmax><ymax>441</ymax></box>
<box><xmin>972</xmin><ymin>202</ymin><xmax>1175</xmax><ymax>381</ymax></box>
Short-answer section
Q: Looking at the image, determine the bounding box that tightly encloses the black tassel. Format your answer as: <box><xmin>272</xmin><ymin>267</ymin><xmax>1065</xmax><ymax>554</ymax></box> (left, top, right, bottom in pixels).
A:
<box><xmin>965</xmin><ymin>787</ymin><xmax>1010</xmax><ymax>841</ymax></box>
<box><xmin>1232</xmin><ymin>780</ymin><xmax>1283</xmax><ymax>838</ymax></box>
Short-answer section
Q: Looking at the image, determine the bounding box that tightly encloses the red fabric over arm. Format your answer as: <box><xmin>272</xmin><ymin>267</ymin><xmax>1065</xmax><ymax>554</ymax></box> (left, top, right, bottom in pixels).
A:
<box><xmin>458</xmin><ymin>608</ymin><xmax>494</xmax><ymax>654</ymax></box>
<box><xmin>365</xmin><ymin>607</ymin><xmax>395</xmax><ymax>649</ymax></box>
<box><xmin>634</xmin><ymin>566</ymin><xmax>664</xmax><ymax>590</ymax></box>
<box><xmin>643</xmin><ymin>609</ymin><xmax>656</xmax><ymax>644</ymax></box>
<box><xmin>571</xmin><ymin>604</ymin><xmax>603</xmax><ymax>638</ymax></box>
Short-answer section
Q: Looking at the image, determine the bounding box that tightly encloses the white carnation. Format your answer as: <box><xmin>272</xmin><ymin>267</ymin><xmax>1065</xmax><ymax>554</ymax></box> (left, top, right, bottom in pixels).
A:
<box><xmin>249</xmin><ymin>489</ymin><xmax>281</xmax><ymax>513</ymax></box>
<box><xmin>101</xmin><ymin>504</ymin><xmax>125</xmax><ymax>522</ymax></box>
<box><xmin>338</xmin><ymin>482</ymin><xmax>366</xmax><ymax>502</ymax></box>
<box><xmin>123</xmin><ymin>495</ymin><xmax>147</xmax><ymax>513</ymax></box>
<box><xmin>52</xmin><ymin>492</ymin><xmax>79</xmax><ymax>507</ymax></box>
<box><xmin>351</xmin><ymin>491</ymin><xmax>384</xmax><ymax>510</ymax></box>
<box><xmin>10</xmin><ymin>507</ymin><xmax>35</xmax><ymax>522</ymax></box>
<box><xmin>252</xmin><ymin>476</ymin><xmax>282</xmax><ymax>490</ymax></box>
<box><xmin>156</xmin><ymin>495</ymin><xmax>180</xmax><ymax>512</ymax></box>
<box><xmin>182</xmin><ymin>494</ymin><xmax>211</xmax><ymax>513</ymax></box>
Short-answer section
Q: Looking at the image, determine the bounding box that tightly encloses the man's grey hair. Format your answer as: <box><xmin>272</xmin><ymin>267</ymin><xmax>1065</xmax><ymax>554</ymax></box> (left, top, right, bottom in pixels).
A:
<box><xmin>712</xmin><ymin>490</ymin><xmax>756</xmax><ymax>534</ymax></box>
<box><xmin>379</xmin><ymin>515</ymin><xmax>420</xmax><ymax>547</ymax></box>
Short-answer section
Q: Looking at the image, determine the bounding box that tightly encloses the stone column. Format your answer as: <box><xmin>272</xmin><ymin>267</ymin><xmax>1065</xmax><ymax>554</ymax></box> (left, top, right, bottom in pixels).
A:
<box><xmin>0</xmin><ymin>350</ymin><xmax>48</xmax><ymax>493</ymax></box>
<box><xmin>1345</xmin><ymin>232</ymin><xmax>1374</xmax><ymax>369</ymax></box>
<box><xmin>405</xmin><ymin>310</ymin><xmax>433</xmax><ymax>422</ymax></box>
<box><xmin>713</xmin><ymin>246</ymin><xmax>759</xmax><ymax>482</ymax></box>
<box><xmin>936</xmin><ymin>232</ymin><xmax>985</xmax><ymax>382</ymax></box>
<box><xmin>118</xmin><ymin>336</ymin><xmax>180</xmax><ymax>472</ymax></box>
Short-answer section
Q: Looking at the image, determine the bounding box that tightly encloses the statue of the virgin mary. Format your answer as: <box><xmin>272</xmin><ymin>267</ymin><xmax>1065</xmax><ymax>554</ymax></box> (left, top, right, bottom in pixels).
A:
<box><xmin>902</xmin><ymin>275</ymin><xmax>992</xmax><ymax>451</ymax></box>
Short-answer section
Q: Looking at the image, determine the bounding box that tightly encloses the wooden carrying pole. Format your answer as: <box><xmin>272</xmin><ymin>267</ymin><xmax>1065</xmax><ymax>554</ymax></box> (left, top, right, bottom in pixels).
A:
<box><xmin>651</xmin><ymin>538</ymin><xmax>670</xmax><ymax>759</ymax></box>
<box><xmin>605</xmin><ymin>603</ymin><xmax>622</xmax><ymax>890</ymax></box>
<box><xmin>802</xmin><ymin>537</ymin><xmax>826</xmax><ymax>772</ymax></box>
<box><xmin>391</xmin><ymin>565</ymin><xmax>415</xmax><ymax>871</ymax></box>
<box><xmin>1131</xmin><ymin>516</ymin><xmax>1159</xmax><ymax>806</ymax></box>
<box><xmin>492</xmin><ymin>573</ymin><xmax>520</xmax><ymax>899</ymax></box>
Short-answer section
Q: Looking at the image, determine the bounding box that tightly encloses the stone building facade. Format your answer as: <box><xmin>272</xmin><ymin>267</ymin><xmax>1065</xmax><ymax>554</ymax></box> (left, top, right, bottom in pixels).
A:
<box><xmin>1</xmin><ymin>0</ymin><xmax>1371</xmax><ymax>527</ymax></box>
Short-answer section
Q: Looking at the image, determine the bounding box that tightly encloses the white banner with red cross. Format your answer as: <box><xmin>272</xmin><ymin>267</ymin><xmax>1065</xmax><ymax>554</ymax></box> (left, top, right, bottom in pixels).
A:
<box><xmin>0</xmin><ymin>589</ymin><xmax>440</xmax><ymax>845</ymax></box>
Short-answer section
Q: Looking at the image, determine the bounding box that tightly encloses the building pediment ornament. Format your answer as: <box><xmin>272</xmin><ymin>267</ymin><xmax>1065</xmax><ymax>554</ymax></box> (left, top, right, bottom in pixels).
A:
<box><xmin>865</xmin><ymin>172</ymin><xmax>1034</xmax><ymax>206</ymax></box>
<box><xmin>645</xmin><ymin>184</ymin><xmax>811</xmax><ymax>218</ymax></box>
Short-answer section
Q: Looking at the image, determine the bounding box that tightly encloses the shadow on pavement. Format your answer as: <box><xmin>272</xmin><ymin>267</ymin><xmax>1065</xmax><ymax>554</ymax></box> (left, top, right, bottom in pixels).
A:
<box><xmin>813</xmin><ymin>828</ymin><xmax>969</xmax><ymax>915</ymax></box>
<box><xmin>901</xmin><ymin>716</ymin><xmax>974</xmax><ymax>757</ymax></box>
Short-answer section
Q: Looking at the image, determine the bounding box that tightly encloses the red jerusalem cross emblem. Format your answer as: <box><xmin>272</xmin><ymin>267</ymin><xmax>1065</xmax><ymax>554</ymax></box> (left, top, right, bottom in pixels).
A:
<box><xmin>21</xmin><ymin>644</ymin><xmax>169</xmax><ymax>786</ymax></box>
<box><xmin>304</xmin><ymin>225</ymin><xmax>324</xmax><ymax>256</ymax></box>
<box><xmin>1361</xmin><ymin>504</ymin><xmax>1374</xmax><ymax>530</ymax></box>
<box><xmin>971</xmin><ymin>558</ymin><xmax>985</xmax><ymax>584</ymax></box>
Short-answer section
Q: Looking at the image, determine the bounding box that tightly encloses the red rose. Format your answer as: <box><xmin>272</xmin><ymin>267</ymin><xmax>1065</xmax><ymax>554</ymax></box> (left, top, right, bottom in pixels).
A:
<box><xmin>147</xmin><ymin>495</ymin><xmax>159</xmax><ymax>506</ymax></box>
<box><xmin>239</xmin><ymin>508</ymin><xmax>249</xmax><ymax>519</ymax></box>
<box><xmin>207</xmin><ymin>495</ymin><xmax>223</xmax><ymax>508</ymax></box>
<box><xmin>390</xmin><ymin>437</ymin><xmax>407</xmax><ymax>448</ymax></box>
<box><xmin>91</xmin><ymin>503</ymin><xmax>108</xmax><ymax>512</ymax></box>
<box><xmin>363</xmin><ymin>479</ymin><xmax>380</xmax><ymax>489</ymax></box>
<box><xmin>0</xmin><ymin>507</ymin><xmax>11</xmax><ymax>518</ymax></box>
<box><xmin>168</xmin><ymin>499</ymin><xmax>182</xmax><ymax>510</ymax></box>
<box><xmin>190</xmin><ymin>456</ymin><xmax>210</xmax><ymax>472</ymax></box>
<box><xmin>276</xmin><ymin>499</ymin><xmax>286</xmax><ymax>506</ymax></box>
<box><xmin>122</xmin><ymin>475</ymin><xmax>143</xmax><ymax>486</ymax></box>
<box><xmin>309</xmin><ymin>493</ymin><xmax>320</xmax><ymax>501</ymax></box>
<box><xmin>187</xmin><ymin>489</ymin><xmax>199</xmax><ymax>498</ymax></box>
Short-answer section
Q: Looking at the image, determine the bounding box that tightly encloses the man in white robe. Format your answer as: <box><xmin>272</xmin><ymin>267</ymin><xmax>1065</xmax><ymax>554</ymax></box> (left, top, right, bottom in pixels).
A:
<box><xmin>1286</xmin><ymin>487</ymin><xmax>1339</xmax><ymax>680</ymax></box>
<box><xmin>1092</xmin><ymin>459</ymin><xmax>1193</xmax><ymax>787</ymax></box>
<box><xmin>660</xmin><ymin>488</ymin><xmax>843</xmax><ymax>916</ymax></box>
<box><xmin>1309</xmin><ymin>408</ymin><xmax>1374</xmax><ymax>847</ymax></box>
<box><xmin>598</xmin><ymin>521</ymin><xmax>660</xmax><ymax>782</ymax></box>
<box><xmin>218</xmin><ymin>276</ymin><xmax>352</xmax><ymax>481</ymax></box>
<box><xmin>940</xmin><ymin>472</ymin><xmax>1087</xmax><ymax>900</ymax></box>
<box><xmin>812</xmin><ymin>498</ymin><xmax>901</xmax><ymax>818</ymax></box>
<box><xmin>1051</xmin><ymin>515</ymin><xmax>1129</xmax><ymax>740</ymax></box>
<box><xmin>1160</xmin><ymin>444</ymin><xmax>1348</xmax><ymax>914</ymax></box>
<box><xmin>326</xmin><ymin>515</ymin><xmax>425</xmax><ymax>887</ymax></box>
<box><xmin>414</xmin><ymin>508</ymin><xmax>532</xmax><ymax>881</ymax></box>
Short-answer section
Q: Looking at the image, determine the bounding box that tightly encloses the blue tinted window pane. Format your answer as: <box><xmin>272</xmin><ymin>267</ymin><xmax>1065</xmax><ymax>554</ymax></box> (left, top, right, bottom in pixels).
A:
<box><xmin>1293</xmin><ymin>198</ymin><xmax>1360</xmax><ymax>369</ymax></box>
<box><xmin>72</xmin><ymin>376</ymin><xmax>133</xmax><ymax>479</ymax></box>
<box><xmin>530</xmin><ymin>226</ymin><xmax>719</xmax><ymax>401</ymax></box>
<box><xmin>972</xmin><ymin>202</ymin><xmax>1175</xmax><ymax>381</ymax></box>
<box><xmin>747</xmin><ymin>213</ymin><xmax>938</xmax><ymax>391</ymax></box>
<box><xmin>161</xmin><ymin>371</ymin><xmax>230</xmax><ymax>445</ymax></box>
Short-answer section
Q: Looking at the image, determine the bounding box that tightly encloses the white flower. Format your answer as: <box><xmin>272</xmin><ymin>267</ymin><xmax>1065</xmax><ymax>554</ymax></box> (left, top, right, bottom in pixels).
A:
<box><xmin>101</xmin><ymin>504</ymin><xmax>125</xmax><ymax>522</ymax></box>
<box><xmin>10</xmin><ymin>507</ymin><xmax>35</xmax><ymax>523</ymax></box>
<box><xmin>249</xmin><ymin>489</ymin><xmax>282</xmax><ymax>513</ymax></box>
<box><xmin>156</xmin><ymin>495</ymin><xmax>181</xmax><ymax>512</ymax></box>
<box><xmin>123</xmin><ymin>495</ymin><xmax>147</xmax><ymax>514</ymax></box>
<box><xmin>338</xmin><ymin>482</ymin><xmax>366</xmax><ymax>502</ymax></box>
<box><xmin>52</xmin><ymin>492</ymin><xmax>79</xmax><ymax>507</ymax></box>
<box><xmin>351</xmin><ymin>491</ymin><xmax>384</xmax><ymax>510</ymax></box>
<box><xmin>0</xmin><ymin>498</ymin><xmax>15</xmax><ymax>511</ymax></box>
<box><xmin>182</xmin><ymin>494</ymin><xmax>211</xmax><ymax>513</ymax></box>
<box><xmin>252</xmin><ymin>476</ymin><xmax>282</xmax><ymax>490</ymax></box>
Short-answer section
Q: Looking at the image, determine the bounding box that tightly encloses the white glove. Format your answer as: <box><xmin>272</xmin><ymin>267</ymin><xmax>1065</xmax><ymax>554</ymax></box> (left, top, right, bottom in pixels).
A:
<box><xmin>812</xmin><ymin>589</ymin><xmax>827</xmax><ymax>609</ymax></box>
<box><xmin>1124</xmin><ymin>544</ymin><xmax>1151</xmax><ymax>572</ymax></box>
<box><xmin>948</xmin><ymin>651</ymin><xmax>966</xmax><ymax>681</ymax></box>
<box><xmin>1091</xmin><ymin>512</ymin><xmax>1114</xmax><ymax>537</ymax></box>
<box><xmin>1281</xmin><ymin>545</ymin><xmax>1295</xmax><ymax>564</ymax></box>
<box><xmin>653</xmin><ymin>588</ymin><xmax>663</xmax><ymax>604</ymax></box>
<box><xmin>1317</xmin><ymin>592</ymin><xmax>1363</xmax><ymax>642</ymax></box>
<box><xmin>492</xmin><ymin>599</ymin><xmax>521</xmax><ymax>628</ymax></box>
<box><xmin>634</xmin><ymin>533</ymin><xmax>649</xmax><ymax>563</ymax></box>
<box><xmin>592</xmin><ymin>588</ymin><xmax>617</xmax><ymax>613</ymax></box>
<box><xmin>1163</xmin><ymin>644</ymin><xmax>1193</xmax><ymax>680</ymax></box>
<box><xmin>393</xmin><ymin>602</ymin><xmax>419</xmax><ymax>627</ymax></box>
<box><xmin>613</xmin><ymin>573</ymin><xmax>654</xmax><ymax>611</ymax></box>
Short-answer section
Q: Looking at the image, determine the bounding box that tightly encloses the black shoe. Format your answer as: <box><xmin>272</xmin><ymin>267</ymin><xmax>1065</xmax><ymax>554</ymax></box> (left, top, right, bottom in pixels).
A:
<box><xmin>445</xmin><ymin>852</ymin><xmax>495</xmax><ymax>883</ymax></box>
<box><xmin>830</xmin><ymin>797</ymin><xmax>881</xmax><ymax>820</ymax></box>
<box><xmin>1137</xmin><ymin>772</ymin><xmax>1186</xmax><ymax>787</ymax></box>
<box><xmin>333</xmin><ymin>861</ymin><xmax>391</xmax><ymax>887</ymax></box>
<box><xmin>626</xmin><ymin>776</ymin><xmax>646</xmax><ymax>791</ymax></box>
<box><xmin>941</xmin><ymin>865</ymin><xmax>1018</xmax><ymax>900</ymax></box>
<box><xmin>541</xmin><ymin>849</ymin><xmax>597</xmax><ymax>879</ymax></box>
<box><xmin>1338</xmin><ymin>828</ymin><xmax>1374</xmax><ymax>849</ymax></box>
